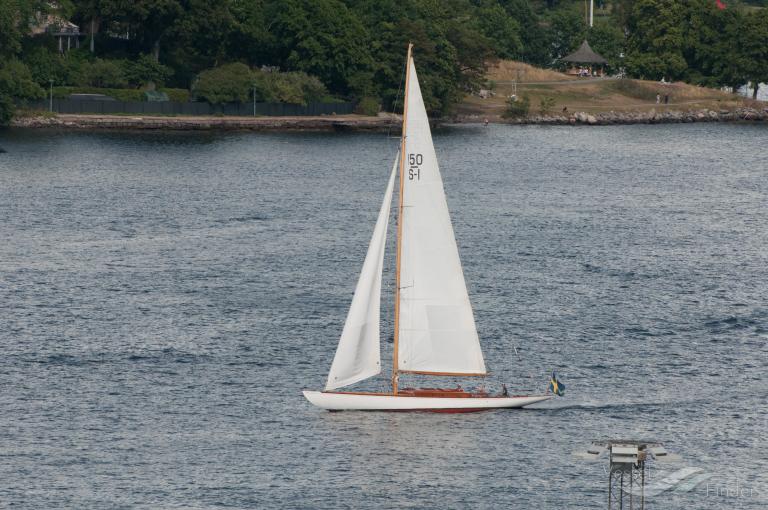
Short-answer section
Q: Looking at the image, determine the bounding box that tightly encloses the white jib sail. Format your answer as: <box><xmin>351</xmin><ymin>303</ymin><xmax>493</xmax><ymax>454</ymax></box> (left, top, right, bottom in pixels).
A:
<box><xmin>325</xmin><ymin>156</ymin><xmax>398</xmax><ymax>390</ymax></box>
<box><xmin>398</xmin><ymin>58</ymin><xmax>487</xmax><ymax>375</ymax></box>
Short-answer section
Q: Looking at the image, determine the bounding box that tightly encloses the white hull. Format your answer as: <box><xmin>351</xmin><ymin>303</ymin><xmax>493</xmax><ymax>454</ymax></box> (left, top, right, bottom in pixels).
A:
<box><xmin>303</xmin><ymin>391</ymin><xmax>552</xmax><ymax>411</ymax></box>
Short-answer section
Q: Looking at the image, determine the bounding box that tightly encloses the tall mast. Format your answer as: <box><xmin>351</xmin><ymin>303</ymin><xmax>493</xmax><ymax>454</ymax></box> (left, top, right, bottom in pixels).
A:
<box><xmin>392</xmin><ymin>43</ymin><xmax>412</xmax><ymax>395</ymax></box>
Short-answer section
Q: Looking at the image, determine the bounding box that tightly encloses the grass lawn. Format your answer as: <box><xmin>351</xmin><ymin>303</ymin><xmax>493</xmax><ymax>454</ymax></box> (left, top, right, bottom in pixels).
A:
<box><xmin>459</xmin><ymin>61</ymin><xmax>749</xmax><ymax>119</ymax></box>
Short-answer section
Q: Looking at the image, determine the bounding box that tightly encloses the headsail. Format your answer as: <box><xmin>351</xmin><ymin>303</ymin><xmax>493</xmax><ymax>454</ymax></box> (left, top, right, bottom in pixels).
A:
<box><xmin>396</xmin><ymin>57</ymin><xmax>487</xmax><ymax>376</ymax></box>
<box><xmin>325</xmin><ymin>156</ymin><xmax>398</xmax><ymax>390</ymax></box>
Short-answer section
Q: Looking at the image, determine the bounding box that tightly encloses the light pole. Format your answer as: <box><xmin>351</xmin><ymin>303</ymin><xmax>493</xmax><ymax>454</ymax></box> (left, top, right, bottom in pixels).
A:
<box><xmin>49</xmin><ymin>79</ymin><xmax>54</xmax><ymax>112</ymax></box>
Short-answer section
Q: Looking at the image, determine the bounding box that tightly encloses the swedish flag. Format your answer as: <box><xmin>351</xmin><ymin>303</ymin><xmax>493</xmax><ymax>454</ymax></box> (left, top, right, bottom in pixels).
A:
<box><xmin>549</xmin><ymin>371</ymin><xmax>565</xmax><ymax>396</ymax></box>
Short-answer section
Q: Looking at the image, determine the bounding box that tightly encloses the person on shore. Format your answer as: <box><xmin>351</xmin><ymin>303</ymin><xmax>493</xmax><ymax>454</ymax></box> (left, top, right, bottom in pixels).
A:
<box><xmin>664</xmin><ymin>94</ymin><xmax>669</xmax><ymax>104</ymax></box>
<box><xmin>656</xmin><ymin>94</ymin><xmax>661</xmax><ymax>104</ymax></box>
<box><xmin>484</xmin><ymin>117</ymin><xmax>489</xmax><ymax>127</ymax></box>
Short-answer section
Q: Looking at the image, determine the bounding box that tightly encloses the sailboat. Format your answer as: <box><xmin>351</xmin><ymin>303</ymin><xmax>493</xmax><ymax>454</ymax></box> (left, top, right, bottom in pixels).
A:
<box><xmin>303</xmin><ymin>45</ymin><xmax>552</xmax><ymax>411</ymax></box>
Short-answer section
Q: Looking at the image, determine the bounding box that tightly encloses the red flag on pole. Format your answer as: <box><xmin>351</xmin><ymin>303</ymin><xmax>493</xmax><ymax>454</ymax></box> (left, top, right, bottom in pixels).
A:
<box><xmin>715</xmin><ymin>0</ymin><xmax>726</xmax><ymax>9</ymax></box>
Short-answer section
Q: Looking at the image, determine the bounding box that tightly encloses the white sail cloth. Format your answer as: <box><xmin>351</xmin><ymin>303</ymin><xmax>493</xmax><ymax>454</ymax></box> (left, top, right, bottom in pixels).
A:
<box><xmin>325</xmin><ymin>156</ymin><xmax>398</xmax><ymax>390</ymax></box>
<box><xmin>397</xmin><ymin>58</ymin><xmax>487</xmax><ymax>375</ymax></box>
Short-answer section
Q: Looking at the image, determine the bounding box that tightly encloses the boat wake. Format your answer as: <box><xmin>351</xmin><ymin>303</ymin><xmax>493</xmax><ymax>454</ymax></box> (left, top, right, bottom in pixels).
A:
<box><xmin>534</xmin><ymin>398</ymin><xmax>710</xmax><ymax>412</ymax></box>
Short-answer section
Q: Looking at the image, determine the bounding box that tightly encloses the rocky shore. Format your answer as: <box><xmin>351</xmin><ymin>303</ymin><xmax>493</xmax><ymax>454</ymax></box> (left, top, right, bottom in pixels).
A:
<box><xmin>11</xmin><ymin>106</ymin><xmax>767</xmax><ymax>131</ymax></box>
<box><xmin>459</xmin><ymin>106</ymin><xmax>768</xmax><ymax>126</ymax></box>
<box><xmin>11</xmin><ymin>113</ymin><xmax>395</xmax><ymax>131</ymax></box>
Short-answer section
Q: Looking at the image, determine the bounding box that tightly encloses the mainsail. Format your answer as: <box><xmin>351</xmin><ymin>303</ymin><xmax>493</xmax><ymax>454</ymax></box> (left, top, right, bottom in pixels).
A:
<box><xmin>396</xmin><ymin>58</ymin><xmax>487</xmax><ymax>376</ymax></box>
<box><xmin>325</xmin><ymin>156</ymin><xmax>398</xmax><ymax>390</ymax></box>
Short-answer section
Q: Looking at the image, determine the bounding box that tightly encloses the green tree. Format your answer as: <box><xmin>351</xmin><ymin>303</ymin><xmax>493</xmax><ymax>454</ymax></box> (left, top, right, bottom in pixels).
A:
<box><xmin>227</xmin><ymin>0</ymin><xmax>276</xmax><ymax>67</ymax></box>
<box><xmin>194</xmin><ymin>62</ymin><xmax>253</xmax><ymax>104</ymax></box>
<box><xmin>164</xmin><ymin>0</ymin><xmax>235</xmax><ymax>84</ymax></box>
<box><xmin>611</xmin><ymin>0</ymin><xmax>635</xmax><ymax>29</ymax></box>
<box><xmin>70</xmin><ymin>0</ymin><xmax>107</xmax><ymax>53</ymax></box>
<box><xmin>123</xmin><ymin>54</ymin><xmax>172</xmax><ymax>87</ymax></box>
<box><xmin>0</xmin><ymin>0</ymin><xmax>57</xmax><ymax>58</ymax></box>
<box><xmin>711</xmin><ymin>11</ymin><xmax>744</xmax><ymax>90</ymax></box>
<box><xmin>737</xmin><ymin>8</ymin><xmax>768</xmax><ymax>98</ymax></box>
<box><xmin>0</xmin><ymin>60</ymin><xmax>46</xmax><ymax>100</ymax></box>
<box><xmin>475</xmin><ymin>2</ymin><xmax>523</xmax><ymax>60</ymax></box>
<box><xmin>679</xmin><ymin>0</ymin><xmax>736</xmax><ymax>87</ymax></box>
<box><xmin>22</xmin><ymin>43</ymin><xmax>68</xmax><ymax>85</ymax></box>
<box><xmin>445</xmin><ymin>13</ymin><xmax>496</xmax><ymax>99</ymax></box>
<box><xmin>47</xmin><ymin>0</ymin><xmax>508</xmax><ymax>113</ymax></box>
<box><xmin>348</xmin><ymin>0</ymin><xmax>495</xmax><ymax>114</ymax></box>
<box><xmin>23</xmin><ymin>41</ymin><xmax>95</xmax><ymax>89</ymax></box>
<box><xmin>0</xmin><ymin>58</ymin><xmax>45</xmax><ymax>125</ymax></box>
<box><xmin>547</xmin><ymin>5</ymin><xmax>586</xmax><ymax>62</ymax></box>
<box><xmin>587</xmin><ymin>21</ymin><xmax>625</xmax><ymax>71</ymax></box>
<box><xmin>625</xmin><ymin>0</ymin><xmax>687</xmax><ymax>80</ymax></box>
<box><xmin>0</xmin><ymin>92</ymin><xmax>13</xmax><ymax>126</ymax></box>
<box><xmin>501</xmin><ymin>0</ymin><xmax>550</xmax><ymax>65</ymax></box>
<box><xmin>76</xmin><ymin>58</ymin><xmax>127</xmax><ymax>87</ymax></box>
<box><xmin>269</xmin><ymin>0</ymin><xmax>374</xmax><ymax>96</ymax></box>
<box><xmin>253</xmin><ymin>70</ymin><xmax>328</xmax><ymax>104</ymax></box>
<box><xmin>95</xmin><ymin>0</ymin><xmax>183</xmax><ymax>61</ymax></box>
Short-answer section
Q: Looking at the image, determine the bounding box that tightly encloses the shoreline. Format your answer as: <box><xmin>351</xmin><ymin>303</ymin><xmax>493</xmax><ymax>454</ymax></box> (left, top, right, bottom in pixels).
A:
<box><xmin>10</xmin><ymin>113</ymin><xmax>397</xmax><ymax>132</ymax></box>
<box><xmin>9</xmin><ymin>106</ymin><xmax>767</xmax><ymax>131</ymax></box>
<box><xmin>454</xmin><ymin>106</ymin><xmax>768</xmax><ymax>126</ymax></box>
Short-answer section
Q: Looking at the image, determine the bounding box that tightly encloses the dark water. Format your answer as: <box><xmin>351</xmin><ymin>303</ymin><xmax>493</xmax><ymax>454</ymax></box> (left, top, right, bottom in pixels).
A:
<box><xmin>1</xmin><ymin>124</ymin><xmax>766</xmax><ymax>509</ymax></box>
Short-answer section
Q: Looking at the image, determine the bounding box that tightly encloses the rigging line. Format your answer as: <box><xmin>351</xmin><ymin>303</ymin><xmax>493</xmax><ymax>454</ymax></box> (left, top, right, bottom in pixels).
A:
<box><xmin>511</xmin><ymin>341</ymin><xmax>537</xmax><ymax>389</ymax></box>
<box><xmin>386</xmin><ymin>55</ymin><xmax>407</xmax><ymax>141</ymax></box>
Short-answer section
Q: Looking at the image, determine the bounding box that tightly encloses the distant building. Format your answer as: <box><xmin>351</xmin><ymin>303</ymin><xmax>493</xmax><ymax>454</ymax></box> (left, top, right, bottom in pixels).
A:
<box><xmin>561</xmin><ymin>40</ymin><xmax>608</xmax><ymax>77</ymax></box>
<box><xmin>30</xmin><ymin>14</ymin><xmax>83</xmax><ymax>53</ymax></box>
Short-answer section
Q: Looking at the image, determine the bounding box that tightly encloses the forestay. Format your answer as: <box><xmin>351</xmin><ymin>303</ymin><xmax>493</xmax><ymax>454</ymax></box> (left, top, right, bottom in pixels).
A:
<box><xmin>397</xmin><ymin>59</ymin><xmax>487</xmax><ymax>375</ymax></box>
<box><xmin>325</xmin><ymin>156</ymin><xmax>398</xmax><ymax>390</ymax></box>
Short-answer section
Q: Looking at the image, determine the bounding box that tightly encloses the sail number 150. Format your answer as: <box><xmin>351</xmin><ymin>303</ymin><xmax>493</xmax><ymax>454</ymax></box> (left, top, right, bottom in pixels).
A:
<box><xmin>408</xmin><ymin>153</ymin><xmax>423</xmax><ymax>181</ymax></box>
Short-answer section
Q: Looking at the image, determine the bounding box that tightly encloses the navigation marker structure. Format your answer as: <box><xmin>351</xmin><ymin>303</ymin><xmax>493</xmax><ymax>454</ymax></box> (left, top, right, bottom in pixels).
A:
<box><xmin>573</xmin><ymin>440</ymin><xmax>683</xmax><ymax>510</ymax></box>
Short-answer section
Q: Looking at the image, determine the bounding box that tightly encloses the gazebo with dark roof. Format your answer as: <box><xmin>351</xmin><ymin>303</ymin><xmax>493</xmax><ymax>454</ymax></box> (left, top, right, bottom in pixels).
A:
<box><xmin>561</xmin><ymin>40</ymin><xmax>608</xmax><ymax>76</ymax></box>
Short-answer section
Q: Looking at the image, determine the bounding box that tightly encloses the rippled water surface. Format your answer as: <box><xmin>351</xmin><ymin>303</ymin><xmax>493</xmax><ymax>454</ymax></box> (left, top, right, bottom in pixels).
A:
<box><xmin>1</xmin><ymin>124</ymin><xmax>766</xmax><ymax>509</ymax></box>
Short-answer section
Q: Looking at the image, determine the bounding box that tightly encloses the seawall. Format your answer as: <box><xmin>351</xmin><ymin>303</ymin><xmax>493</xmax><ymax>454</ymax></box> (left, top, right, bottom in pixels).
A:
<box><xmin>456</xmin><ymin>107</ymin><xmax>768</xmax><ymax>126</ymax></box>
<box><xmin>10</xmin><ymin>107</ymin><xmax>768</xmax><ymax>131</ymax></box>
<box><xmin>11</xmin><ymin>114</ymin><xmax>396</xmax><ymax>131</ymax></box>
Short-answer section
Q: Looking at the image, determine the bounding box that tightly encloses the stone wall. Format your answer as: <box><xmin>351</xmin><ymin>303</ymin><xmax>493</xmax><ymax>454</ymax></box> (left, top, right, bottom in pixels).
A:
<box><xmin>11</xmin><ymin>114</ymin><xmax>394</xmax><ymax>131</ymax></box>
<box><xmin>496</xmin><ymin>107</ymin><xmax>768</xmax><ymax>126</ymax></box>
